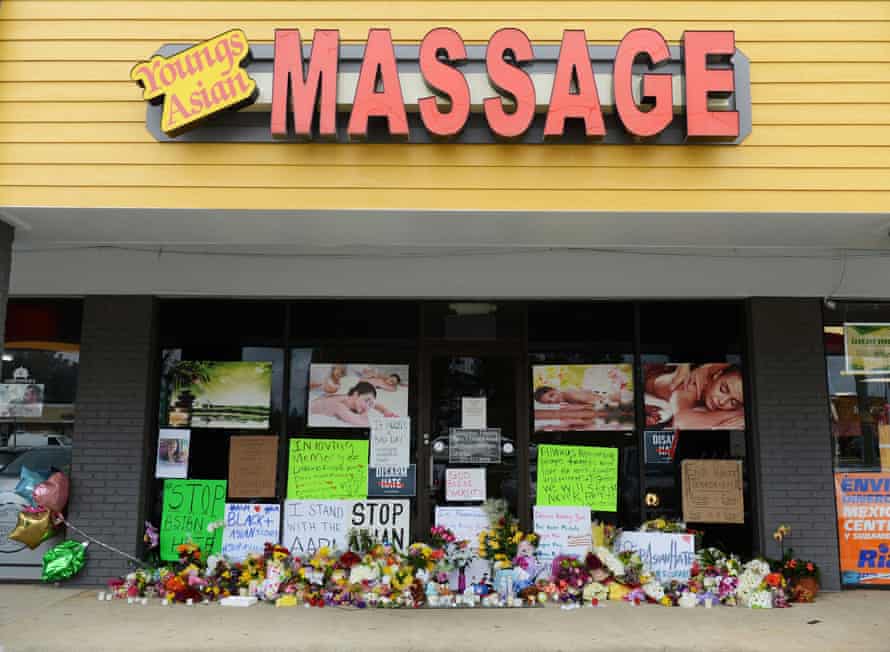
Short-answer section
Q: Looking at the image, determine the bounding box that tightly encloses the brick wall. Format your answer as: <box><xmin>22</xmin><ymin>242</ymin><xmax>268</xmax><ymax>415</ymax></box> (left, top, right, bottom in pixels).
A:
<box><xmin>68</xmin><ymin>296</ymin><xmax>157</xmax><ymax>584</ymax></box>
<box><xmin>748</xmin><ymin>298</ymin><xmax>840</xmax><ymax>590</ymax></box>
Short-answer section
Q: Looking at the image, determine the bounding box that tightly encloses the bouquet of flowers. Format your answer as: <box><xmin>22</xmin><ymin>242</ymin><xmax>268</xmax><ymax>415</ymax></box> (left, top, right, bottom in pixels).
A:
<box><xmin>689</xmin><ymin>547</ymin><xmax>741</xmax><ymax>605</ymax></box>
<box><xmin>477</xmin><ymin>499</ymin><xmax>537</xmax><ymax>570</ymax></box>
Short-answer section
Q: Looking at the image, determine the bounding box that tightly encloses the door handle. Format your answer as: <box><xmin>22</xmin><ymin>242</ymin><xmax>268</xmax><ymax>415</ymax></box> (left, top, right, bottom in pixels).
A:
<box><xmin>423</xmin><ymin>432</ymin><xmax>431</xmax><ymax>446</ymax></box>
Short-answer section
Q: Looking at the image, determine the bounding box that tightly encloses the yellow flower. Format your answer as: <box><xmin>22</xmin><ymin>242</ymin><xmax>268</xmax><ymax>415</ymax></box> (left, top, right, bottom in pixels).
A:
<box><xmin>490</xmin><ymin>541</ymin><xmax>499</xmax><ymax>550</ymax></box>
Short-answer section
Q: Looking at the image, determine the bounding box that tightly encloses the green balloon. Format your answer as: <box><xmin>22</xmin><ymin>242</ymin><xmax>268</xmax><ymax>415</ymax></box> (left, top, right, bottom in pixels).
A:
<box><xmin>41</xmin><ymin>540</ymin><xmax>87</xmax><ymax>582</ymax></box>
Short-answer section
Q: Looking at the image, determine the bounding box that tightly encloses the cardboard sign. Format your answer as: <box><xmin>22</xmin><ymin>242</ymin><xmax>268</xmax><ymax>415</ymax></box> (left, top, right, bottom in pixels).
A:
<box><xmin>282</xmin><ymin>500</ymin><xmax>350</xmax><ymax>555</ymax></box>
<box><xmin>533</xmin><ymin>506</ymin><xmax>592</xmax><ymax>563</ymax></box>
<box><xmin>681</xmin><ymin>459</ymin><xmax>744</xmax><ymax>524</ymax></box>
<box><xmin>160</xmin><ymin>479</ymin><xmax>227</xmax><ymax>561</ymax></box>
<box><xmin>283</xmin><ymin>499</ymin><xmax>409</xmax><ymax>554</ymax></box>
<box><xmin>445</xmin><ymin>468</ymin><xmax>486</xmax><ymax>502</ymax></box>
<box><xmin>461</xmin><ymin>398</ymin><xmax>487</xmax><ymax>429</ymax></box>
<box><xmin>449</xmin><ymin>428</ymin><xmax>501</xmax><ymax>464</ymax></box>
<box><xmin>536</xmin><ymin>445</ymin><xmax>618</xmax><ymax>512</ymax></box>
<box><xmin>369</xmin><ymin>417</ymin><xmax>411</xmax><ymax>468</ymax></box>
<box><xmin>130</xmin><ymin>30</ymin><xmax>257</xmax><ymax>137</ymax></box>
<box><xmin>644</xmin><ymin>430</ymin><xmax>677</xmax><ymax>465</ymax></box>
<box><xmin>368</xmin><ymin>465</ymin><xmax>416</xmax><ymax>497</ymax></box>
<box><xmin>221</xmin><ymin>503</ymin><xmax>281</xmax><ymax>561</ymax></box>
<box><xmin>835</xmin><ymin>473</ymin><xmax>890</xmax><ymax>586</ymax></box>
<box><xmin>614</xmin><ymin>531</ymin><xmax>696</xmax><ymax>583</ymax></box>
<box><xmin>287</xmin><ymin>438</ymin><xmax>369</xmax><ymax>500</ymax></box>
<box><xmin>228</xmin><ymin>436</ymin><xmax>278</xmax><ymax>498</ymax></box>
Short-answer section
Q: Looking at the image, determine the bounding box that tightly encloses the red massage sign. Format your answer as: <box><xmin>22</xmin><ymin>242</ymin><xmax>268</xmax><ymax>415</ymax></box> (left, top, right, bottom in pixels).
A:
<box><xmin>132</xmin><ymin>27</ymin><xmax>749</xmax><ymax>144</ymax></box>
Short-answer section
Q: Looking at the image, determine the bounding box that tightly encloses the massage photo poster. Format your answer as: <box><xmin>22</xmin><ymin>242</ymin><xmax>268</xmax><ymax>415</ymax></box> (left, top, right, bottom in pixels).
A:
<box><xmin>643</xmin><ymin>362</ymin><xmax>745</xmax><ymax>431</ymax></box>
<box><xmin>307</xmin><ymin>363</ymin><xmax>409</xmax><ymax>428</ymax></box>
<box><xmin>532</xmin><ymin>364</ymin><xmax>634</xmax><ymax>432</ymax></box>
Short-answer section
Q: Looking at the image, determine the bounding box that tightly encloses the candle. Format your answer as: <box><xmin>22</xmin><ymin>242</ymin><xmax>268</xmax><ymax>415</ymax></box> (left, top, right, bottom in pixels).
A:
<box><xmin>97</xmin><ymin>592</ymin><xmax>105</xmax><ymax>601</ymax></box>
<box><xmin>105</xmin><ymin>594</ymin><xmax>113</xmax><ymax>601</ymax></box>
<box><xmin>186</xmin><ymin>599</ymin><xmax>193</xmax><ymax>606</ymax></box>
<box><xmin>142</xmin><ymin>598</ymin><xmax>148</xmax><ymax>606</ymax></box>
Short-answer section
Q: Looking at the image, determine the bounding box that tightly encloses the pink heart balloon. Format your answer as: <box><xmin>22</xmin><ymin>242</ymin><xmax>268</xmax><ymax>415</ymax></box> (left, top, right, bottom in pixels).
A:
<box><xmin>33</xmin><ymin>472</ymin><xmax>70</xmax><ymax>512</ymax></box>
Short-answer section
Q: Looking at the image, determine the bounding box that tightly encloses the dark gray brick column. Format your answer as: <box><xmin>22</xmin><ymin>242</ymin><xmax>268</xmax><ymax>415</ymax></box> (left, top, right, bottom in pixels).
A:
<box><xmin>68</xmin><ymin>296</ymin><xmax>158</xmax><ymax>584</ymax></box>
<box><xmin>748</xmin><ymin>298</ymin><xmax>840</xmax><ymax>590</ymax></box>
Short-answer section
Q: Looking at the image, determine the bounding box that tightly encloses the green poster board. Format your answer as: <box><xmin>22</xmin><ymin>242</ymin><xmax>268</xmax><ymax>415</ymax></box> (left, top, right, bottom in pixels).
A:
<box><xmin>287</xmin><ymin>438</ymin><xmax>369</xmax><ymax>500</ymax></box>
<box><xmin>536</xmin><ymin>444</ymin><xmax>618</xmax><ymax>512</ymax></box>
<box><xmin>160</xmin><ymin>479</ymin><xmax>227</xmax><ymax>561</ymax></box>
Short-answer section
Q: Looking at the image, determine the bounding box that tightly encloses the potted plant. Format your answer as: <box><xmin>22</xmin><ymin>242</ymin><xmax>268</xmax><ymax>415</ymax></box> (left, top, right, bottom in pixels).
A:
<box><xmin>771</xmin><ymin>524</ymin><xmax>820</xmax><ymax>602</ymax></box>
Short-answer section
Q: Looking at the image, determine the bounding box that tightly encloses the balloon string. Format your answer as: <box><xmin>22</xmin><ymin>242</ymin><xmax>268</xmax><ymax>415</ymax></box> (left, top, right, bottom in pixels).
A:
<box><xmin>62</xmin><ymin>518</ymin><xmax>148</xmax><ymax>568</ymax></box>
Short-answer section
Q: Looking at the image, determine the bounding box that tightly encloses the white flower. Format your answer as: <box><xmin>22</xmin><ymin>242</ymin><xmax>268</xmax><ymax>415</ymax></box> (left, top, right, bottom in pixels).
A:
<box><xmin>643</xmin><ymin>581</ymin><xmax>664</xmax><ymax>601</ymax></box>
<box><xmin>596</xmin><ymin>547</ymin><xmax>625</xmax><ymax>579</ymax></box>
<box><xmin>349</xmin><ymin>564</ymin><xmax>379</xmax><ymax>584</ymax></box>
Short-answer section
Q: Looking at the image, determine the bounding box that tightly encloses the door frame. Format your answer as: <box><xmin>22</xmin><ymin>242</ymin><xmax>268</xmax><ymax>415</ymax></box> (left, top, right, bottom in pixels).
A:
<box><xmin>415</xmin><ymin>338</ymin><xmax>531</xmax><ymax>538</ymax></box>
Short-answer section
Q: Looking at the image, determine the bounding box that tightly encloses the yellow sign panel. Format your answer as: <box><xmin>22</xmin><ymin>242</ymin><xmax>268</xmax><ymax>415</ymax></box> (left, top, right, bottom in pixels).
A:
<box><xmin>130</xmin><ymin>29</ymin><xmax>257</xmax><ymax>137</ymax></box>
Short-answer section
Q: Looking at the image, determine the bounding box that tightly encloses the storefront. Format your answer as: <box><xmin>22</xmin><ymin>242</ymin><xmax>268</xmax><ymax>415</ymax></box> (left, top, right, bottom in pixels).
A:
<box><xmin>0</xmin><ymin>2</ymin><xmax>887</xmax><ymax>588</ymax></box>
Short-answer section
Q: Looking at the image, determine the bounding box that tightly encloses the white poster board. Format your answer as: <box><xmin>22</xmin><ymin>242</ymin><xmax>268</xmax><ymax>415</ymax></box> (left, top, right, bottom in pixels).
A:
<box><xmin>369</xmin><ymin>417</ymin><xmax>411</xmax><ymax>468</ymax></box>
<box><xmin>461</xmin><ymin>397</ymin><xmax>487</xmax><ymax>429</ymax></box>
<box><xmin>533</xmin><ymin>505</ymin><xmax>592</xmax><ymax>563</ymax></box>
<box><xmin>445</xmin><ymin>468</ymin><xmax>486</xmax><ymax>502</ymax></box>
<box><xmin>434</xmin><ymin>506</ymin><xmax>492</xmax><ymax>588</ymax></box>
<box><xmin>221</xmin><ymin>503</ymin><xmax>280</xmax><ymax>561</ymax></box>
<box><xmin>283</xmin><ymin>499</ymin><xmax>410</xmax><ymax>555</ymax></box>
<box><xmin>614</xmin><ymin>531</ymin><xmax>697</xmax><ymax>583</ymax></box>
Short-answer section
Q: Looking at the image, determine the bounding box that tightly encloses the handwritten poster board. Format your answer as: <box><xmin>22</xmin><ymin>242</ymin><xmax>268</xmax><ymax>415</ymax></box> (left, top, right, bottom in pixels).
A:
<box><xmin>160</xmin><ymin>479</ymin><xmax>227</xmax><ymax>561</ymax></box>
<box><xmin>445</xmin><ymin>468</ymin><xmax>486</xmax><ymax>502</ymax></box>
<box><xmin>614</xmin><ymin>531</ymin><xmax>696</xmax><ymax>583</ymax></box>
<box><xmin>369</xmin><ymin>417</ymin><xmax>411</xmax><ymax>468</ymax></box>
<box><xmin>287</xmin><ymin>438</ymin><xmax>369</xmax><ymax>500</ymax></box>
<box><xmin>221</xmin><ymin>503</ymin><xmax>280</xmax><ymax>561</ymax></box>
<box><xmin>283</xmin><ymin>499</ymin><xmax>409</xmax><ymax>555</ymax></box>
<box><xmin>533</xmin><ymin>506</ymin><xmax>592</xmax><ymax>563</ymax></box>
<box><xmin>449</xmin><ymin>428</ymin><xmax>501</xmax><ymax>464</ymax></box>
<box><xmin>536</xmin><ymin>445</ymin><xmax>618</xmax><ymax>512</ymax></box>
<box><xmin>228</xmin><ymin>436</ymin><xmax>278</xmax><ymax>498</ymax></box>
<box><xmin>681</xmin><ymin>459</ymin><xmax>744</xmax><ymax>524</ymax></box>
<box><xmin>434</xmin><ymin>506</ymin><xmax>491</xmax><ymax>588</ymax></box>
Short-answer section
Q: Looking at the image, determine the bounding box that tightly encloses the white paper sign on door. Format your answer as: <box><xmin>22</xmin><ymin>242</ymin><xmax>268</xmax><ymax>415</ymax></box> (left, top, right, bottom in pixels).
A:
<box><xmin>221</xmin><ymin>503</ymin><xmax>280</xmax><ymax>561</ymax></box>
<box><xmin>445</xmin><ymin>468</ymin><xmax>486</xmax><ymax>502</ymax></box>
<box><xmin>461</xmin><ymin>397</ymin><xmax>487</xmax><ymax>429</ymax></box>
<box><xmin>369</xmin><ymin>417</ymin><xmax>411</xmax><ymax>468</ymax></box>
<box><xmin>533</xmin><ymin>505</ymin><xmax>592</xmax><ymax>563</ymax></box>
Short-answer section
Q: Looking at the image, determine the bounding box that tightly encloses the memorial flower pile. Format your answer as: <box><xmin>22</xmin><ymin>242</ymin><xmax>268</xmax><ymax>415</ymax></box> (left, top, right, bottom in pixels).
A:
<box><xmin>103</xmin><ymin>513</ymin><xmax>815</xmax><ymax>610</ymax></box>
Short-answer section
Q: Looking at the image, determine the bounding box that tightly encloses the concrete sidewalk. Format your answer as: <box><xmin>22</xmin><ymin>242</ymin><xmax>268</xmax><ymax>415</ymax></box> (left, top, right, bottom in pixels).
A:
<box><xmin>0</xmin><ymin>587</ymin><xmax>887</xmax><ymax>652</ymax></box>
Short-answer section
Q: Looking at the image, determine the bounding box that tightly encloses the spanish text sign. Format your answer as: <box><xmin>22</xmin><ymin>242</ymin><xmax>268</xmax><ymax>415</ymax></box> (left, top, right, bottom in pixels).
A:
<box><xmin>536</xmin><ymin>445</ymin><xmax>618</xmax><ymax>512</ymax></box>
<box><xmin>845</xmin><ymin>323</ymin><xmax>890</xmax><ymax>374</ymax></box>
<box><xmin>287</xmin><ymin>438</ymin><xmax>368</xmax><ymax>500</ymax></box>
<box><xmin>835</xmin><ymin>472</ymin><xmax>890</xmax><ymax>586</ymax></box>
<box><xmin>160</xmin><ymin>479</ymin><xmax>227</xmax><ymax>561</ymax></box>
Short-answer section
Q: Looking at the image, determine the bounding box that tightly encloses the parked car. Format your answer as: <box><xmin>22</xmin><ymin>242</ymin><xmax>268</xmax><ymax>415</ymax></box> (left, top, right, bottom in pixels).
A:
<box><xmin>0</xmin><ymin>446</ymin><xmax>71</xmax><ymax>580</ymax></box>
<box><xmin>0</xmin><ymin>447</ymin><xmax>32</xmax><ymax>473</ymax></box>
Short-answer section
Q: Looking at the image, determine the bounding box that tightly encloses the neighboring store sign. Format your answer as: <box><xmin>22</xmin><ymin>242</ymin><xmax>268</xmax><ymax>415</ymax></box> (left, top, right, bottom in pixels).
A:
<box><xmin>834</xmin><ymin>473</ymin><xmax>890</xmax><ymax>586</ymax></box>
<box><xmin>130</xmin><ymin>29</ymin><xmax>257</xmax><ymax>137</ymax></box>
<box><xmin>449</xmin><ymin>428</ymin><xmax>501</xmax><ymax>464</ymax></box>
<box><xmin>844</xmin><ymin>323</ymin><xmax>890</xmax><ymax>375</ymax></box>
<box><xmin>681</xmin><ymin>460</ymin><xmax>744</xmax><ymax>524</ymax></box>
<box><xmin>614</xmin><ymin>531</ymin><xmax>696</xmax><ymax>583</ymax></box>
<box><xmin>644</xmin><ymin>430</ymin><xmax>677</xmax><ymax>465</ymax></box>
<box><xmin>367</xmin><ymin>465</ymin><xmax>416</xmax><ymax>497</ymax></box>
<box><xmin>134</xmin><ymin>28</ymin><xmax>750</xmax><ymax>144</ymax></box>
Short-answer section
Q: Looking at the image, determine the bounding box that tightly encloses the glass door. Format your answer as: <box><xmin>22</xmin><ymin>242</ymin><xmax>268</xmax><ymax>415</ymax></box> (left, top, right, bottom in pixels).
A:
<box><xmin>418</xmin><ymin>351</ymin><xmax>526</xmax><ymax>540</ymax></box>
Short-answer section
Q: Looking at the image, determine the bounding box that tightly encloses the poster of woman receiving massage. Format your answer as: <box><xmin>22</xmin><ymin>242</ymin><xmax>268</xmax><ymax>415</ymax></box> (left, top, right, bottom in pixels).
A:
<box><xmin>532</xmin><ymin>364</ymin><xmax>635</xmax><ymax>432</ymax></box>
<box><xmin>308</xmin><ymin>363</ymin><xmax>409</xmax><ymax>428</ymax></box>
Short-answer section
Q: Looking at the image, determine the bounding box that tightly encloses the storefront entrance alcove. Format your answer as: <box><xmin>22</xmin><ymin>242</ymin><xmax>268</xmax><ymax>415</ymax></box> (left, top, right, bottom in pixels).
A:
<box><xmin>151</xmin><ymin>299</ymin><xmax>755</xmax><ymax>559</ymax></box>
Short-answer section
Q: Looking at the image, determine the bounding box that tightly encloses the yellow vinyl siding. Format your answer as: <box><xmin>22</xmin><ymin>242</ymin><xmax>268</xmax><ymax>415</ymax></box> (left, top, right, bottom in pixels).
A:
<box><xmin>0</xmin><ymin>0</ymin><xmax>888</xmax><ymax>213</ymax></box>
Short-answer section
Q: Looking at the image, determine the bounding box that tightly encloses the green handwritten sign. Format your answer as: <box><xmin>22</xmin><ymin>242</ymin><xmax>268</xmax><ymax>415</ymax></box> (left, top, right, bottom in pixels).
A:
<box><xmin>287</xmin><ymin>438</ymin><xmax>369</xmax><ymax>500</ymax></box>
<box><xmin>160</xmin><ymin>479</ymin><xmax>227</xmax><ymax>561</ymax></box>
<box><xmin>536</xmin><ymin>445</ymin><xmax>618</xmax><ymax>512</ymax></box>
